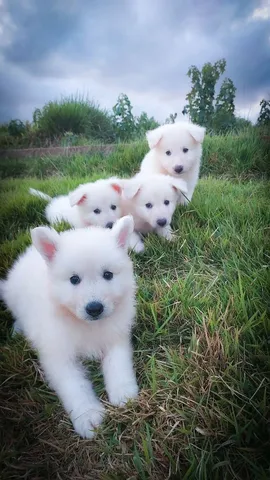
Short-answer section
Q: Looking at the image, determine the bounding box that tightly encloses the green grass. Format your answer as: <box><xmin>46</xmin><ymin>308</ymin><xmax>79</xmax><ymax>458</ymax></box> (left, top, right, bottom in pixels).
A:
<box><xmin>0</xmin><ymin>128</ymin><xmax>269</xmax><ymax>180</ymax></box>
<box><xmin>0</xmin><ymin>140</ymin><xmax>270</xmax><ymax>479</ymax></box>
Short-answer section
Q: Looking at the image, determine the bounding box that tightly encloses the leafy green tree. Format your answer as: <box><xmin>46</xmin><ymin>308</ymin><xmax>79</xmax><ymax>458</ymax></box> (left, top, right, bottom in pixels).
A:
<box><xmin>257</xmin><ymin>99</ymin><xmax>270</xmax><ymax>126</ymax></box>
<box><xmin>112</xmin><ymin>94</ymin><xmax>159</xmax><ymax>140</ymax></box>
<box><xmin>112</xmin><ymin>93</ymin><xmax>137</xmax><ymax>140</ymax></box>
<box><xmin>136</xmin><ymin>111</ymin><xmax>159</xmax><ymax>135</ymax></box>
<box><xmin>215</xmin><ymin>78</ymin><xmax>236</xmax><ymax>116</ymax></box>
<box><xmin>211</xmin><ymin>78</ymin><xmax>237</xmax><ymax>132</ymax></box>
<box><xmin>183</xmin><ymin>59</ymin><xmax>237</xmax><ymax>133</ymax></box>
<box><xmin>183</xmin><ymin>59</ymin><xmax>226</xmax><ymax>125</ymax></box>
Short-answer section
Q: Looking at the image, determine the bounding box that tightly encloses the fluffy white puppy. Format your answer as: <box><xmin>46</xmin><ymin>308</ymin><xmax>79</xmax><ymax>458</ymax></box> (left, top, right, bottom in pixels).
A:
<box><xmin>121</xmin><ymin>174</ymin><xmax>188</xmax><ymax>252</ymax></box>
<box><xmin>0</xmin><ymin>216</ymin><xmax>138</xmax><ymax>439</ymax></box>
<box><xmin>29</xmin><ymin>177</ymin><xmax>122</xmax><ymax>229</ymax></box>
<box><xmin>140</xmin><ymin>122</ymin><xmax>206</xmax><ymax>204</ymax></box>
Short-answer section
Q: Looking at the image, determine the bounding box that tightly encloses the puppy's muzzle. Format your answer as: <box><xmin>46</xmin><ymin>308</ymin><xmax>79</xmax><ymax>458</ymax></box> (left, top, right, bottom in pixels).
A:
<box><xmin>85</xmin><ymin>301</ymin><xmax>104</xmax><ymax>319</ymax></box>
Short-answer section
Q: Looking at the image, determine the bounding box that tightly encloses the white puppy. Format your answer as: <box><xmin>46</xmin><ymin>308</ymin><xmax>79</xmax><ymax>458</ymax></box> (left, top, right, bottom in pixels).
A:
<box><xmin>140</xmin><ymin>121</ymin><xmax>206</xmax><ymax>204</ymax></box>
<box><xmin>0</xmin><ymin>216</ymin><xmax>138</xmax><ymax>439</ymax></box>
<box><xmin>29</xmin><ymin>177</ymin><xmax>122</xmax><ymax>229</ymax></box>
<box><xmin>121</xmin><ymin>174</ymin><xmax>188</xmax><ymax>252</ymax></box>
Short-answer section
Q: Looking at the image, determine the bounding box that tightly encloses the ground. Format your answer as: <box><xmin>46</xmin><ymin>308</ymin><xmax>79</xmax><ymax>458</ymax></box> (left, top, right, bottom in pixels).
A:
<box><xmin>0</xmin><ymin>145</ymin><xmax>269</xmax><ymax>479</ymax></box>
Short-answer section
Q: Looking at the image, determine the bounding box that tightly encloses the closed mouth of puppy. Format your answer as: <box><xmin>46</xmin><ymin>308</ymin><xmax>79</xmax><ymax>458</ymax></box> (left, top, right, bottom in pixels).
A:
<box><xmin>86</xmin><ymin>314</ymin><xmax>103</xmax><ymax>321</ymax></box>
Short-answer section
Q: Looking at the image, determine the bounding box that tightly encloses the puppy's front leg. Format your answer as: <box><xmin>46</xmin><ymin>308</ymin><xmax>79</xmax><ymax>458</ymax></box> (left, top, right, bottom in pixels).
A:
<box><xmin>128</xmin><ymin>231</ymin><xmax>144</xmax><ymax>253</ymax></box>
<box><xmin>156</xmin><ymin>225</ymin><xmax>176</xmax><ymax>241</ymax></box>
<box><xmin>102</xmin><ymin>341</ymin><xmax>138</xmax><ymax>406</ymax></box>
<box><xmin>40</xmin><ymin>354</ymin><xmax>105</xmax><ymax>439</ymax></box>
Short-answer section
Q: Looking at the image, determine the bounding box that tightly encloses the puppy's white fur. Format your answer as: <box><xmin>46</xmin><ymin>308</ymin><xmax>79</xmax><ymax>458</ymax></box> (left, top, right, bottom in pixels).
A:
<box><xmin>121</xmin><ymin>174</ymin><xmax>188</xmax><ymax>252</ymax></box>
<box><xmin>140</xmin><ymin>121</ymin><xmax>205</xmax><ymax>204</ymax></box>
<box><xmin>0</xmin><ymin>217</ymin><xmax>138</xmax><ymax>439</ymax></box>
<box><xmin>29</xmin><ymin>177</ymin><xmax>122</xmax><ymax>228</ymax></box>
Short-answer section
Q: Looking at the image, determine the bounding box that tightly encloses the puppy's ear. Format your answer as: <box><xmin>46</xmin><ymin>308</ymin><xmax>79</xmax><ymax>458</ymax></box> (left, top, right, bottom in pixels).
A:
<box><xmin>122</xmin><ymin>179</ymin><xmax>141</xmax><ymax>199</ymax></box>
<box><xmin>170</xmin><ymin>178</ymin><xmax>188</xmax><ymax>195</ymax></box>
<box><xmin>146</xmin><ymin>126</ymin><xmax>163</xmax><ymax>149</ymax></box>
<box><xmin>112</xmin><ymin>215</ymin><xmax>134</xmax><ymax>250</ymax></box>
<box><xmin>31</xmin><ymin>226</ymin><xmax>59</xmax><ymax>263</ymax></box>
<box><xmin>111</xmin><ymin>182</ymin><xmax>122</xmax><ymax>195</ymax></box>
<box><xmin>69</xmin><ymin>185</ymin><xmax>88</xmax><ymax>207</ymax></box>
<box><xmin>187</xmin><ymin>123</ymin><xmax>205</xmax><ymax>143</ymax></box>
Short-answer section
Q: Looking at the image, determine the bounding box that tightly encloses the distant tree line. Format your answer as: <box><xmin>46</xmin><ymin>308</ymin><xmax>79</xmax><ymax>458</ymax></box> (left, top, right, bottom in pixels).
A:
<box><xmin>1</xmin><ymin>58</ymin><xmax>269</xmax><ymax>148</ymax></box>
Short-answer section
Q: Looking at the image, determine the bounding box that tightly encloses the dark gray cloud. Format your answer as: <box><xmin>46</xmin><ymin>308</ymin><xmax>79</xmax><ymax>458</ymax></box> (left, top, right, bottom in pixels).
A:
<box><xmin>0</xmin><ymin>0</ymin><xmax>269</xmax><ymax>123</ymax></box>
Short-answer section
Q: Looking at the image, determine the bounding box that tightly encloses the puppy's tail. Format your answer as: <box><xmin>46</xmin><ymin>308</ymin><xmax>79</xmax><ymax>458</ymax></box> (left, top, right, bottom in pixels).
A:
<box><xmin>29</xmin><ymin>188</ymin><xmax>52</xmax><ymax>202</ymax></box>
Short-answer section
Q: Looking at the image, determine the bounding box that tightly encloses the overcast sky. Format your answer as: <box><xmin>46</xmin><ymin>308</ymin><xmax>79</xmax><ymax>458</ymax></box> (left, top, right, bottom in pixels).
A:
<box><xmin>0</xmin><ymin>0</ymin><xmax>269</xmax><ymax>124</ymax></box>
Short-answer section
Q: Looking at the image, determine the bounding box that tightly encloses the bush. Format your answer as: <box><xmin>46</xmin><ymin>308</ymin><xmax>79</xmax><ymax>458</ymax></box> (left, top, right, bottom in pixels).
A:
<box><xmin>7</xmin><ymin>119</ymin><xmax>27</xmax><ymax>137</ymax></box>
<box><xmin>33</xmin><ymin>96</ymin><xmax>115</xmax><ymax>143</ymax></box>
<box><xmin>208</xmin><ymin>114</ymin><xmax>253</xmax><ymax>135</ymax></box>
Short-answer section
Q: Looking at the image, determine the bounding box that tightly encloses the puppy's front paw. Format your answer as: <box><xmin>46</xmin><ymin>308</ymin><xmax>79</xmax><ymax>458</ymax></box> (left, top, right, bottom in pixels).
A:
<box><xmin>108</xmin><ymin>381</ymin><xmax>139</xmax><ymax>407</ymax></box>
<box><xmin>129</xmin><ymin>232</ymin><xmax>144</xmax><ymax>253</ymax></box>
<box><xmin>158</xmin><ymin>227</ymin><xmax>176</xmax><ymax>242</ymax></box>
<box><xmin>167</xmin><ymin>231</ymin><xmax>177</xmax><ymax>242</ymax></box>
<box><xmin>71</xmin><ymin>402</ymin><xmax>105</xmax><ymax>439</ymax></box>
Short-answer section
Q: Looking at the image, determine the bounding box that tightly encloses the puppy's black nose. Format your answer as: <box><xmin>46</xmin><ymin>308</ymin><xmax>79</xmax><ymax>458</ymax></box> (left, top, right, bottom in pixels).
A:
<box><xmin>174</xmin><ymin>165</ymin><xmax>184</xmax><ymax>174</ymax></box>
<box><xmin>157</xmin><ymin>218</ymin><xmax>167</xmax><ymax>227</ymax></box>
<box><xmin>106</xmin><ymin>222</ymin><xmax>113</xmax><ymax>229</ymax></box>
<box><xmin>85</xmin><ymin>301</ymin><xmax>104</xmax><ymax>319</ymax></box>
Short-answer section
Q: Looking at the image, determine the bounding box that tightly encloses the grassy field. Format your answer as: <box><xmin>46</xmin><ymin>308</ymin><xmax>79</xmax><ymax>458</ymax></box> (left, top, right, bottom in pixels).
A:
<box><xmin>0</xmin><ymin>134</ymin><xmax>269</xmax><ymax>479</ymax></box>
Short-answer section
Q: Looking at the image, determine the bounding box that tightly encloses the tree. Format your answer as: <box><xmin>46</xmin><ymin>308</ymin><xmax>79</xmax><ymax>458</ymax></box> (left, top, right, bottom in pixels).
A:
<box><xmin>112</xmin><ymin>94</ymin><xmax>159</xmax><ymax>140</ymax></box>
<box><xmin>136</xmin><ymin>111</ymin><xmax>159</xmax><ymax>135</ymax></box>
<box><xmin>257</xmin><ymin>99</ymin><xmax>270</xmax><ymax>126</ymax></box>
<box><xmin>183</xmin><ymin>59</ymin><xmax>237</xmax><ymax>132</ymax></box>
<box><xmin>212</xmin><ymin>77</ymin><xmax>237</xmax><ymax>132</ymax></box>
<box><xmin>112</xmin><ymin>93</ymin><xmax>137</xmax><ymax>140</ymax></box>
<box><xmin>215</xmin><ymin>78</ymin><xmax>236</xmax><ymax>116</ymax></box>
<box><xmin>165</xmin><ymin>113</ymin><xmax>177</xmax><ymax>124</ymax></box>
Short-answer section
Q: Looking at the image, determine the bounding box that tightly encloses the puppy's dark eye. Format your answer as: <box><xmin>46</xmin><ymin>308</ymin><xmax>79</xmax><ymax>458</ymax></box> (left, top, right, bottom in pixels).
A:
<box><xmin>111</xmin><ymin>205</ymin><xmax>116</xmax><ymax>210</ymax></box>
<box><xmin>166</xmin><ymin>150</ymin><xmax>171</xmax><ymax>156</ymax></box>
<box><xmin>164</xmin><ymin>200</ymin><xmax>170</xmax><ymax>205</ymax></box>
<box><xmin>183</xmin><ymin>148</ymin><xmax>189</xmax><ymax>153</ymax></box>
<box><xmin>103</xmin><ymin>271</ymin><xmax>113</xmax><ymax>280</ymax></box>
<box><xmin>145</xmin><ymin>203</ymin><xmax>153</xmax><ymax>209</ymax></box>
<box><xmin>94</xmin><ymin>208</ymin><xmax>101</xmax><ymax>214</ymax></box>
<box><xmin>70</xmin><ymin>275</ymin><xmax>81</xmax><ymax>285</ymax></box>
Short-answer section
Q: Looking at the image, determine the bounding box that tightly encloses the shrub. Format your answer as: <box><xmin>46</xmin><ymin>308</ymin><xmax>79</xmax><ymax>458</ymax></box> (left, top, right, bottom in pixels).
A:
<box><xmin>7</xmin><ymin>119</ymin><xmax>27</xmax><ymax>137</ymax></box>
<box><xmin>33</xmin><ymin>96</ymin><xmax>115</xmax><ymax>143</ymax></box>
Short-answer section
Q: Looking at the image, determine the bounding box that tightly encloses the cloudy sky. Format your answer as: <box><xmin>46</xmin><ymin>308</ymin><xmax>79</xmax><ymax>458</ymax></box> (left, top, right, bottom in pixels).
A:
<box><xmin>0</xmin><ymin>0</ymin><xmax>269</xmax><ymax>124</ymax></box>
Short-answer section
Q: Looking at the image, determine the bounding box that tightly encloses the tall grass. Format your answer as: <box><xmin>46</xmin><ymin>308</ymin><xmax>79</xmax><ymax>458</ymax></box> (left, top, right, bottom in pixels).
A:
<box><xmin>202</xmin><ymin>128</ymin><xmax>270</xmax><ymax>177</ymax></box>
<box><xmin>33</xmin><ymin>95</ymin><xmax>115</xmax><ymax>142</ymax></box>
<box><xmin>0</xmin><ymin>128</ymin><xmax>269</xmax><ymax>180</ymax></box>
